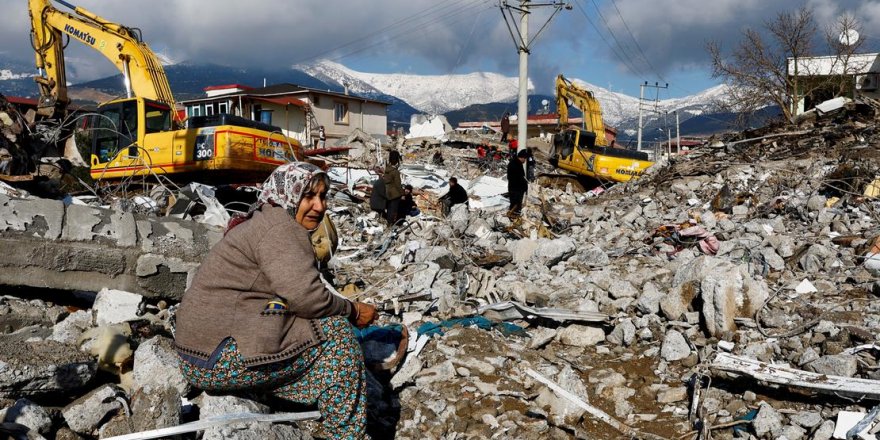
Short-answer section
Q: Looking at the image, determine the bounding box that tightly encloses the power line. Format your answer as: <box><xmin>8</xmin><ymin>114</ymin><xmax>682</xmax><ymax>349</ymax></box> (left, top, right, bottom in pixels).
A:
<box><xmin>291</xmin><ymin>0</ymin><xmax>482</xmax><ymax>66</ymax></box>
<box><xmin>321</xmin><ymin>1</ymin><xmax>495</xmax><ymax>64</ymax></box>
<box><xmin>607</xmin><ymin>0</ymin><xmax>667</xmax><ymax>84</ymax></box>
<box><xmin>586</xmin><ymin>0</ymin><xmax>648</xmax><ymax>74</ymax></box>
<box><xmin>572</xmin><ymin>0</ymin><xmax>647</xmax><ymax>78</ymax></box>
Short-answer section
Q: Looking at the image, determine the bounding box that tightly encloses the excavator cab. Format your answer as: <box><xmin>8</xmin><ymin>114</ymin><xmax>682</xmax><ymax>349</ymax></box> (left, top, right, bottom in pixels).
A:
<box><xmin>90</xmin><ymin>97</ymin><xmax>173</xmax><ymax>172</ymax></box>
<box><xmin>551</xmin><ymin>129</ymin><xmax>596</xmax><ymax>165</ymax></box>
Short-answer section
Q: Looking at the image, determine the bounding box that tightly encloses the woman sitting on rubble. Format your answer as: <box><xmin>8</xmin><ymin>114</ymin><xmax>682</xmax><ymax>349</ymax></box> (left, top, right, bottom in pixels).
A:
<box><xmin>174</xmin><ymin>162</ymin><xmax>377</xmax><ymax>440</ymax></box>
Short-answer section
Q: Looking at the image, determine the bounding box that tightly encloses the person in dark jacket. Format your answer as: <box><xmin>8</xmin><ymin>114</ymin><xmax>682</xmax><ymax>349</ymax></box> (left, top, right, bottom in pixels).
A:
<box><xmin>383</xmin><ymin>150</ymin><xmax>404</xmax><ymax>225</ymax></box>
<box><xmin>507</xmin><ymin>150</ymin><xmax>529</xmax><ymax>218</ymax></box>
<box><xmin>175</xmin><ymin>162</ymin><xmax>376</xmax><ymax>439</ymax></box>
<box><xmin>369</xmin><ymin>174</ymin><xmax>386</xmax><ymax>218</ymax></box>
<box><xmin>439</xmin><ymin>177</ymin><xmax>468</xmax><ymax>216</ymax></box>
<box><xmin>397</xmin><ymin>184</ymin><xmax>420</xmax><ymax>218</ymax></box>
<box><xmin>500</xmin><ymin>112</ymin><xmax>510</xmax><ymax>143</ymax></box>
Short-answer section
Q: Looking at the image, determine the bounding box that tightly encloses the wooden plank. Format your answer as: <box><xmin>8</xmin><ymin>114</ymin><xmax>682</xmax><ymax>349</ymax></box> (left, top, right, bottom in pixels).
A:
<box><xmin>709</xmin><ymin>352</ymin><xmax>880</xmax><ymax>401</ymax></box>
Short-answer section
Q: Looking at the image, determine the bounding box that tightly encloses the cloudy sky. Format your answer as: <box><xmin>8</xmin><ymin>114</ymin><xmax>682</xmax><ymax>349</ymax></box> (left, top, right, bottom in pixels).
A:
<box><xmin>3</xmin><ymin>0</ymin><xmax>879</xmax><ymax>98</ymax></box>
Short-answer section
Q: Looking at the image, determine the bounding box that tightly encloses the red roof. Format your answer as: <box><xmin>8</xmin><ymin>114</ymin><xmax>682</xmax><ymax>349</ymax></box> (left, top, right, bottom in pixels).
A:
<box><xmin>251</xmin><ymin>96</ymin><xmax>307</xmax><ymax>108</ymax></box>
<box><xmin>6</xmin><ymin>96</ymin><xmax>38</xmax><ymax>106</ymax></box>
<box><xmin>203</xmin><ymin>84</ymin><xmax>254</xmax><ymax>92</ymax></box>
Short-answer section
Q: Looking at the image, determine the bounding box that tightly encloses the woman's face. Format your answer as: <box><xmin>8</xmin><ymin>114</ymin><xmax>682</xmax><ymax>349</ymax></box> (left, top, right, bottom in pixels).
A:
<box><xmin>296</xmin><ymin>179</ymin><xmax>328</xmax><ymax>231</ymax></box>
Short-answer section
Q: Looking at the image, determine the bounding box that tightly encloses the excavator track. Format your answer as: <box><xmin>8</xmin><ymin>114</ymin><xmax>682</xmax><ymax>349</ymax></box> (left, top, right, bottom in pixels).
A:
<box><xmin>535</xmin><ymin>173</ymin><xmax>610</xmax><ymax>193</ymax></box>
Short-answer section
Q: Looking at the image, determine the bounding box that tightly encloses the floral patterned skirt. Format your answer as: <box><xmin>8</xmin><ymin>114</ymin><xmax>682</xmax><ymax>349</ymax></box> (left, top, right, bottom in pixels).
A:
<box><xmin>179</xmin><ymin>316</ymin><xmax>367</xmax><ymax>439</ymax></box>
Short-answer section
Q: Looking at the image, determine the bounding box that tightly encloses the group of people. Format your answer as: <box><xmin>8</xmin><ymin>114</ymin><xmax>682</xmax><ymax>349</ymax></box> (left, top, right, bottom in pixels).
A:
<box><xmin>369</xmin><ymin>150</ymin><xmax>419</xmax><ymax>225</ymax></box>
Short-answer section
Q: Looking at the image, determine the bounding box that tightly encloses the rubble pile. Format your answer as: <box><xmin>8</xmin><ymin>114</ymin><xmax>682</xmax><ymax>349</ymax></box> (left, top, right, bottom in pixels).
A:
<box><xmin>0</xmin><ymin>99</ymin><xmax>879</xmax><ymax>439</ymax></box>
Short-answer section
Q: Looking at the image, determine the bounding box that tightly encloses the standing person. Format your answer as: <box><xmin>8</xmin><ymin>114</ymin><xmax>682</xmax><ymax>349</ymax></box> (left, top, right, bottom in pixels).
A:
<box><xmin>370</xmin><ymin>170</ymin><xmax>387</xmax><ymax>218</ymax></box>
<box><xmin>318</xmin><ymin>126</ymin><xmax>326</xmax><ymax>149</ymax></box>
<box><xmin>383</xmin><ymin>150</ymin><xmax>404</xmax><ymax>225</ymax></box>
<box><xmin>508</xmin><ymin>137</ymin><xmax>518</xmax><ymax>159</ymax></box>
<box><xmin>174</xmin><ymin>162</ymin><xmax>377</xmax><ymax>440</ymax></box>
<box><xmin>507</xmin><ymin>150</ymin><xmax>529</xmax><ymax>218</ymax></box>
<box><xmin>439</xmin><ymin>177</ymin><xmax>469</xmax><ymax>216</ymax></box>
<box><xmin>500</xmin><ymin>112</ymin><xmax>510</xmax><ymax>143</ymax></box>
<box><xmin>525</xmin><ymin>147</ymin><xmax>536</xmax><ymax>182</ymax></box>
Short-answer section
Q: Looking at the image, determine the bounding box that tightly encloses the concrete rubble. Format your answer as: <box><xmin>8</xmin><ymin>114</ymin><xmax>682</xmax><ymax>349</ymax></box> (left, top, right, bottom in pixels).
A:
<box><xmin>0</xmin><ymin>98</ymin><xmax>879</xmax><ymax>439</ymax></box>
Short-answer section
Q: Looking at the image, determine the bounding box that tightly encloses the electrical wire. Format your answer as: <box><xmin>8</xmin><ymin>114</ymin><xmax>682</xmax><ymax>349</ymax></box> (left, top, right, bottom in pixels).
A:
<box><xmin>606</xmin><ymin>0</ymin><xmax>667</xmax><ymax>84</ymax></box>
<box><xmin>571</xmin><ymin>0</ymin><xmax>647</xmax><ymax>78</ymax></box>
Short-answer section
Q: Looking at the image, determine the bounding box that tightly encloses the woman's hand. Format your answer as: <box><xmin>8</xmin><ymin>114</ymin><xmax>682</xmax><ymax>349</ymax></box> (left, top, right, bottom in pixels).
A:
<box><xmin>350</xmin><ymin>302</ymin><xmax>377</xmax><ymax>328</ymax></box>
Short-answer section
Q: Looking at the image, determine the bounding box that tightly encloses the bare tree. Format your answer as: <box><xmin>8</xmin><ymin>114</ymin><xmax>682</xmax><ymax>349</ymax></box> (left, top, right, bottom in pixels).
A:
<box><xmin>708</xmin><ymin>7</ymin><xmax>864</xmax><ymax>124</ymax></box>
<box><xmin>824</xmin><ymin>14</ymin><xmax>868</xmax><ymax>96</ymax></box>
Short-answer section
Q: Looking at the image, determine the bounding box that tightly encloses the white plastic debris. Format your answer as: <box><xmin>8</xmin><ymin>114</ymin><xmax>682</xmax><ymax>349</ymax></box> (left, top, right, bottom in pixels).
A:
<box><xmin>795</xmin><ymin>279</ymin><xmax>818</xmax><ymax>294</ymax></box>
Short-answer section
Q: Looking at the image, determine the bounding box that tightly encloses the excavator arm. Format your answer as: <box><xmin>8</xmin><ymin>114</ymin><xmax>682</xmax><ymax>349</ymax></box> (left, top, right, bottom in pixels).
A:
<box><xmin>555</xmin><ymin>74</ymin><xmax>607</xmax><ymax>147</ymax></box>
<box><xmin>28</xmin><ymin>0</ymin><xmax>176</xmax><ymax>117</ymax></box>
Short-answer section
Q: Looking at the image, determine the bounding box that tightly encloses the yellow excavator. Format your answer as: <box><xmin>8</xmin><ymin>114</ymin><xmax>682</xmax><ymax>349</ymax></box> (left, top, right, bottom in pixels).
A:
<box><xmin>550</xmin><ymin>74</ymin><xmax>653</xmax><ymax>183</ymax></box>
<box><xmin>29</xmin><ymin>0</ymin><xmax>304</xmax><ymax>182</ymax></box>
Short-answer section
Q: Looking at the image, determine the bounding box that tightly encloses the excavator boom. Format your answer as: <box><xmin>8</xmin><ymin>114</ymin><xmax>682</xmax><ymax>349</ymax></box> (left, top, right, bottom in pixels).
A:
<box><xmin>556</xmin><ymin>74</ymin><xmax>607</xmax><ymax>147</ymax></box>
<box><xmin>29</xmin><ymin>0</ymin><xmax>176</xmax><ymax>117</ymax></box>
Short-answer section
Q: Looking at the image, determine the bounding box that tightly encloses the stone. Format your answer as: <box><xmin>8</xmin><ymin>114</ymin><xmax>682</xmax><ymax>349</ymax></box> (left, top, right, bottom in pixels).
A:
<box><xmin>130</xmin><ymin>386</ymin><xmax>181</xmax><ymax>432</ymax></box>
<box><xmin>805</xmin><ymin>354</ymin><xmax>858</xmax><ymax>378</ymax></box>
<box><xmin>390</xmin><ymin>355</ymin><xmax>422</xmax><ymax>390</ymax></box>
<box><xmin>527</xmin><ymin>328</ymin><xmax>557</xmax><ymax>349</ymax></box>
<box><xmin>576</xmin><ymin>244</ymin><xmax>610</xmax><ymax>266</ymax></box>
<box><xmin>0</xmin><ymin>339</ymin><xmax>96</xmax><ymax>398</ymax></box>
<box><xmin>406</xmin><ymin>263</ymin><xmax>440</xmax><ymax>294</ymax></box>
<box><xmin>48</xmin><ymin>310</ymin><xmax>92</xmax><ymax>345</ymax></box>
<box><xmin>556</xmin><ymin>325</ymin><xmax>605</xmax><ymax>347</ymax></box>
<box><xmin>510</xmin><ymin>239</ymin><xmax>539</xmax><ymax>264</ymax></box>
<box><xmin>779</xmin><ymin>424</ymin><xmax>806</xmax><ymax>440</ymax></box>
<box><xmin>656</xmin><ymin>387</ymin><xmax>688</xmax><ymax>404</ymax></box>
<box><xmin>533</xmin><ymin>238</ymin><xmax>576</xmax><ymax>267</ymax></box>
<box><xmin>752</xmin><ymin>403</ymin><xmax>783</xmax><ymax>438</ymax></box>
<box><xmin>607</xmin><ymin>320</ymin><xmax>636</xmax><ymax>346</ymax></box>
<box><xmin>761</xmin><ymin>248</ymin><xmax>786</xmax><ymax>272</ymax></box>
<box><xmin>132</xmin><ymin>336</ymin><xmax>190</xmax><ymax>395</ymax></box>
<box><xmin>660</xmin><ymin>330</ymin><xmax>690</xmax><ymax>362</ymax></box>
<box><xmin>3</xmin><ymin>398</ymin><xmax>52</xmax><ymax>434</ymax></box>
<box><xmin>93</xmin><ymin>288</ymin><xmax>143</xmax><ymax>326</ymax></box>
<box><xmin>414</xmin><ymin>246</ymin><xmax>457</xmax><ymax>270</ymax></box>
<box><xmin>812</xmin><ymin>420</ymin><xmax>834</xmax><ymax>440</ymax></box>
<box><xmin>608</xmin><ymin>280</ymin><xmax>639</xmax><ymax>299</ymax></box>
<box><xmin>447</xmin><ymin>203</ymin><xmax>470</xmax><ymax>234</ymax></box>
<box><xmin>806</xmin><ymin>194</ymin><xmax>827</xmax><ymax>211</ymax></box>
<box><xmin>62</xmin><ymin>385</ymin><xmax>122</xmax><ymax>434</ymax></box>
<box><xmin>637</xmin><ymin>282</ymin><xmax>664</xmax><ymax>315</ymax></box>
<box><xmin>196</xmin><ymin>394</ymin><xmax>310</xmax><ymax>440</ymax></box>
<box><xmin>415</xmin><ymin>360</ymin><xmax>456</xmax><ymax>386</ymax></box>
<box><xmin>790</xmin><ymin>411</ymin><xmax>822</xmax><ymax>429</ymax></box>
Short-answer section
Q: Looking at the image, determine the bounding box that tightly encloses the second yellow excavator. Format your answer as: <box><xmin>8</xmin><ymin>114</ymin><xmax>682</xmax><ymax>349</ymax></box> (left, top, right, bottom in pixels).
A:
<box><xmin>550</xmin><ymin>74</ymin><xmax>653</xmax><ymax>184</ymax></box>
<box><xmin>29</xmin><ymin>0</ymin><xmax>304</xmax><ymax>183</ymax></box>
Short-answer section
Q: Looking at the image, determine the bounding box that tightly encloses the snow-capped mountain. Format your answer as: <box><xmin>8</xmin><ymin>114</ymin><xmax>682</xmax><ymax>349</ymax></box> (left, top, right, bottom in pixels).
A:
<box><xmin>0</xmin><ymin>69</ymin><xmax>32</xmax><ymax>81</ymax></box>
<box><xmin>299</xmin><ymin>60</ymin><xmax>534</xmax><ymax>115</ymax></box>
<box><xmin>301</xmin><ymin>60</ymin><xmax>728</xmax><ymax>136</ymax></box>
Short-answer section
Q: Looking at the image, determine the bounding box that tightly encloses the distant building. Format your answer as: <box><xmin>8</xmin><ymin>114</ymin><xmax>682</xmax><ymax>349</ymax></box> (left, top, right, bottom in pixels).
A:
<box><xmin>788</xmin><ymin>52</ymin><xmax>880</xmax><ymax>115</ymax></box>
<box><xmin>457</xmin><ymin>113</ymin><xmax>618</xmax><ymax>145</ymax></box>
<box><xmin>179</xmin><ymin>84</ymin><xmax>390</xmax><ymax>148</ymax></box>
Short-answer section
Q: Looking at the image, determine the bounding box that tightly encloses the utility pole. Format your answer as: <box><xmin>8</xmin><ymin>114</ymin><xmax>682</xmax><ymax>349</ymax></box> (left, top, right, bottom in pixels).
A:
<box><xmin>500</xmin><ymin>0</ymin><xmax>570</xmax><ymax>153</ymax></box>
<box><xmin>675</xmin><ymin>111</ymin><xmax>680</xmax><ymax>154</ymax></box>
<box><xmin>636</xmin><ymin>82</ymin><xmax>668</xmax><ymax>154</ymax></box>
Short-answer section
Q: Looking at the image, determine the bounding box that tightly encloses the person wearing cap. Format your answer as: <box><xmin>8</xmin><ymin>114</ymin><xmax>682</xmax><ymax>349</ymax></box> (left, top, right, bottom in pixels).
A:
<box><xmin>174</xmin><ymin>162</ymin><xmax>376</xmax><ymax>439</ymax></box>
<box><xmin>507</xmin><ymin>149</ymin><xmax>529</xmax><ymax>217</ymax></box>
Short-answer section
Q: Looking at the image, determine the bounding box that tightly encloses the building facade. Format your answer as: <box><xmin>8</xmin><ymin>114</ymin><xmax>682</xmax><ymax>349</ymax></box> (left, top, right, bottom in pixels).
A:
<box><xmin>179</xmin><ymin>84</ymin><xmax>390</xmax><ymax>148</ymax></box>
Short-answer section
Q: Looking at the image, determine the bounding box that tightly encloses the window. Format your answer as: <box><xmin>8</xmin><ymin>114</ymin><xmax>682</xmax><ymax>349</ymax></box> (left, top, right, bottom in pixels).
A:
<box><xmin>205</xmin><ymin>104</ymin><xmax>214</xmax><ymax>116</ymax></box>
<box><xmin>144</xmin><ymin>101</ymin><xmax>172</xmax><ymax>134</ymax></box>
<box><xmin>313</xmin><ymin>95</ymin><xmax>320</xmax><ymax>106</ymax></box>
<box><xmin>334</xmin><ymin>102</ymin><xmax>348</xmax><ymax>124</ymax></box>
<box><xmin>218</xmin><ymin>102</ymin><xmax>228</xmax><ymax>114</ymax></box>
<box><xmin>189</xmin><ymin>105</ymin><xmax>201</xmax><ymax>117</ymax></box>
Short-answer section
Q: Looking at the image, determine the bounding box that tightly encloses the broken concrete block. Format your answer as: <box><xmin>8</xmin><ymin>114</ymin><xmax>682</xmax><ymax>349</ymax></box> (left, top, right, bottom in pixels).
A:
<box><xmin>700</xmin><ymin>262</ymin><xmax>743</xmax><ymax>336</ymax></box>
<box><xmin>636</xmin><ymin>282</ymin><xmax>664</xmax><ymax>315</ymax></box>
<box><xmin>406</xmin><ymin>262</ymin><xmax>440</xmax><ymax>294</ymax></box>
<box><xmin>556</xmin><ymin>325</ymin><xmax>605</xmax><ymax>347</ymax></box>
<box><xmin>527</xmin><ymin>328</ymin><xmax>557</xmax><ymax>349</ymax></box>
<box><xmin>93</xmin><ymin>288</ymin><xmax>143</xmax><ymax>326</ymax></box>
<box><xmin>196</xmin><ymin>394</ymin><xmax>310</xmax><ymax>440</ymax></box>
<box><xmin>660</xmin><ymin>329</ymin><xmax>690</xmax><ymax>362</ymax></box>
<box><xmin>510</xmin><ymin>239</ymin><xmax>538</xmax><ymax>264</ymax></box>
<box><xmin>447</xmin><ymin>203</ymin><xmax>470</xmax><ymax>234</ymax></box>
<box><xmin>48</xmin><ymin>310</ymin><xmax>92</xmax><ymax>345</ymax></box>
<box><xmin>752</xmin><ymin>403</ymin><xmax>783</xmax><ymax>438</ymax></box>
<box><xmin>533</xmin><ymin>238</ymin><xmax>576</xmax><ymax>267</ymax></box>
<box><xmin>607</xmin><ymin>319</ymin><xmax>636</xmax><ymax>346</ymax></box>
<box><xmin>3</xmin><ymin>398</ymin><xmax>52</xmax><ymax>435</ymax></box>
<box><xmin>132</xmin><ymin>336</ymin><xmax>189</xmax><ymax>395</ymax></box>
<box><xmin>62</xmin><ymin>384</ymin><xmax>122</xmax><ymax>434</ymax></box>
<box><xmin>608</xmin><ymin>280</ymin><xmax>638</xmax><ymax>299</ymax></box>
<box><xmin>0</xmin><ymin>340</ymin><xmax>96</xmax><ymax>398</ymax></box>
<box><xmin>656</xmin><ymin>387</ymin><xmax>688</xmax><ymax>404</ymax></box>
<box><xmin>414</xmin><ymin>246</ymin><xmax>457</xmax><ymax>270</ymax></box>
<box><xmin>805</xmin><ymin>354</ymin><xmax>858</xmax><ymax>378</ymax></box>
<box><xmin>130</xmin><ymin>386</ymin><xmax>181</xmax><ymax>433</ymax></box>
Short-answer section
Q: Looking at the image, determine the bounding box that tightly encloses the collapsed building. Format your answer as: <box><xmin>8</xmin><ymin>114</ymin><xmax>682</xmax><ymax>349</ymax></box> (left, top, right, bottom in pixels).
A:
<box><xmin>1</xmin><ymin>95</ymin><xmax>880</xmax><ymax>439</ymax></box>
